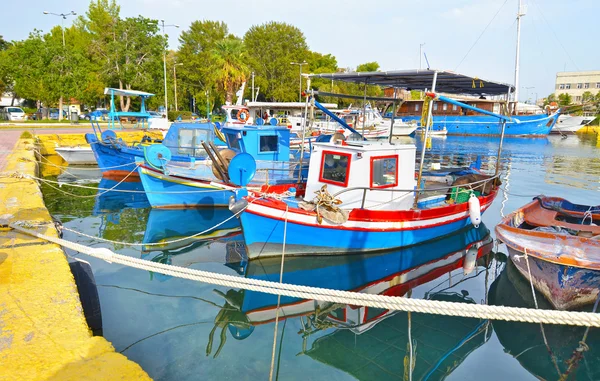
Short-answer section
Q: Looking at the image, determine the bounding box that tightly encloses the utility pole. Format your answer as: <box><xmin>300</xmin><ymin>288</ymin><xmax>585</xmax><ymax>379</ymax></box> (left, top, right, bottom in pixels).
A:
<box><xmin>43</xmin><ymin>10</ymin><xmax>77</xmax><ymax>121</ymax></box>
<box><xmin>160</xmin><ymin>20</ymin><xmax>180</xmax><ymax>115</ymax></box>
<box><xmin>291</xmin><ymin>61</ymin><xmax>307</xmax><ymax>102</ymax></box>
<box><xmin>173</xmin><ymin>63</ymin><xmax>183</xmax><ymax>111</ymax></box>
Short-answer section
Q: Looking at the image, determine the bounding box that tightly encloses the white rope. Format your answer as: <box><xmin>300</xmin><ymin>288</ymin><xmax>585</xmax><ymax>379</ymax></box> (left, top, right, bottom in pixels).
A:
<box><xmin>8</xmin><ymin>222</ymin><xmax>600</xmax><ymax>327</ymax></box>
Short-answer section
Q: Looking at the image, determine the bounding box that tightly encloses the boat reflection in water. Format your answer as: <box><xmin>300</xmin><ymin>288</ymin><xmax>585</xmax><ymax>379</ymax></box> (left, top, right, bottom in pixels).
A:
<box><xmin>93</xmin><ymin>178</ymin><xmax>150</xmax><ymax>215</ymax></box>
<box><xmin>489</xmin><ymin>260</ymin><xmax>600</xmax><ymax>381</ymax></box>
<box><xmin>207</xmin><ymin>224</ymin><xmax>495</xmax><ymax>379</ymax></box>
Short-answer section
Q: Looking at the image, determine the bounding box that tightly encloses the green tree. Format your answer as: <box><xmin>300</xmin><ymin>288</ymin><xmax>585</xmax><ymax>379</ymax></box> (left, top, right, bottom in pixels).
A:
<box><xmin>177</xmin><ymin>20</ymin><xmax>230</xmax><ymax>113</ymax></box>
<box><xmin>211</xmin><ymin>37</ymin><xmax>248</xmax><ymax>104</ymax></box>
<box><xmin>244</xmin><ymin>22</ymin><xmax>309</xmax><ymax>101</ymax></box>
<box><xmin>558</xmin><ymin>93</ymin><xmax>572</xmax><ymax>107</ymax></box>
<box><xmin>356</xmin><ymin>61</ymin><xmax>380</xmax><ymax>72</ymax></box>
<box><xmin>543</xmin><ymin>93</ymin><xmax>557</xmax><ymax>106</ymax></box>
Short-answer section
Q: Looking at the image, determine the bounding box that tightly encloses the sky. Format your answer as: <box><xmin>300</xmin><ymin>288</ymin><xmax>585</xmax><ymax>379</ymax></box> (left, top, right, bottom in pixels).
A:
<box><xmin>2</xmin><ymin>0</ymin><xmax>598</xmax><ymax>101</ymax></box>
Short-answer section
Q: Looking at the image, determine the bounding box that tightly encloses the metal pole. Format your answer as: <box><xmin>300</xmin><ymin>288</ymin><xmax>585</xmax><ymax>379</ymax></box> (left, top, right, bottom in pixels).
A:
<box><xmin>513</xmin><ymin>0</ymin><xmax>524</xmax><ymax>114</ymax></box>
<box><xmin>299</xmin><ymin>65</ymin><xmax>303</xmax><ymax>102</ymax></box>
<box><xmin>251</xmin><ymin>72</ymin><xmax>255</xmax><ymax>102</ymax></box>
<box><xmin>361</xmin><ymin>79</ymin><xmax>367</xmax><ymax>136</ymax></box>
<box><xmin>414</xmin><ymin>71</ymin><xmax>438</xmax><ymax>207</ymax></box>
<box><xmin>162</xmin><ymin>21</ymin><xmax>168</xmax><ymax>115</ymax></box>
<box><xmin>388</xmin><ymin>88</ymin><xmax>397</xmax><ymax>144</ymax></box>
<box><xmin>419</xmin><ymin>43</ymin><xmax>425</xmax><ymax>70</ymax></box>
<box><xmin>173</xmin><ymin>65</ymin><xmax>178</xmax><ymax>111</ymax></box>
<box><xmin>495</xmin><ymin>120</ymin><xmax>507</xmax><ymax>177</ymax></box>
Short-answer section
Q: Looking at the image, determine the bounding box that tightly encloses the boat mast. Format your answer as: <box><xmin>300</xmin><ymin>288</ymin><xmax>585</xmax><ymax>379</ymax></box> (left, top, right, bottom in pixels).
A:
<box><xmin>513</xmin><ymin>0</ymin><xmax>526</xmax><ymax>114</ymax></box>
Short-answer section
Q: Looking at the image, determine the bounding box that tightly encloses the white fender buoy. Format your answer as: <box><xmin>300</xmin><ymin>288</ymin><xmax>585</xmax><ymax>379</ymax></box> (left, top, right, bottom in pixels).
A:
<box><xmin>468</xmin><ymin>193</ymin><xmax>481</xmax><ymax>228</ymax></box>
<box><xmin>463</xmin><ymin>245</ymin><xmax>478</xmax><ymax>275</ymax></box>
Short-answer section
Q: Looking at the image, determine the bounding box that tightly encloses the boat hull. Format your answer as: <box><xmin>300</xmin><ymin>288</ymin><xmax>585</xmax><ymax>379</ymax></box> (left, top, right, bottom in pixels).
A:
<box><xmin>137</xmin><ymin>165</ymin><xmax>233</xmax><ymax>208</ymax></box>
<box><xmin>239</xmin><ymin>191</ymin><xmax>496</xmax><ymax>259</ymax></box>
<box><xmin>507</xmin><ymin>246</ymin><xmax>600</xmax><ymax>310</ymax></box>
<box><xmin>55</xmin><ymin>147</ymin><xmax>97</xmax><ymax>165</ymax></box>
<box><xmin>551</xmin><ymin>115</ymin><xmax>595</xmax><ymax>134</ymax></box>
<box><xmin>400</xmin><ymin>113</ymin><xmax>559</xmax><ymax>136</ymax></box>
<box><xmin>87</xmin><ymin>137</ymin><xmax>143</xmax><ymax>176</ymax></box>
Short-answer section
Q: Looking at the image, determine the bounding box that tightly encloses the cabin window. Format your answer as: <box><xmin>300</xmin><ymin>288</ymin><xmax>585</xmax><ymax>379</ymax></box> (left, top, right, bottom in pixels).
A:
<box><xmin>226</xmin><ymin>132</ymin><xmax>241</xmax><ymax>150</ymax></box>
<box><xmin>414</xmin><ymin>104</ymin><xmax>420</xmax><ymax>111</ymax></box>
<box><xmin>259</xmin><ymin>135</ymin><xmax>278</xmax><ymax>153</ymax></box>
<box><xmin>319</xmin><ymin>151</ymin><xmax>351</xmax><ymax>187</ymax></box>
<box><xmin>371</xmin><ymin>155</ymin><xmax>398</xmax><ymax>188</ymax></box>
<box><xmin>178</xmin><ymin>129</ymin><xmax>194</xmax><ymax>155</ymax></box>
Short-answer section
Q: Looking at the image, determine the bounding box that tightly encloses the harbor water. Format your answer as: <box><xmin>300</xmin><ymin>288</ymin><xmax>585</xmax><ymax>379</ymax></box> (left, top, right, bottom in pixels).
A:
<box><xmin>40</xmin><ymin>134</ymin><xmax>600</xmax><ymax>381</ymax></box>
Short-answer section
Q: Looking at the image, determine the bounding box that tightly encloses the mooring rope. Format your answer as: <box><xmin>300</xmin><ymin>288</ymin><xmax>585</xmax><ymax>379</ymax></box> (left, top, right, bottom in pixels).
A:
<box><xmin>6</xmin><ymin>222</ymin><xmax>600</xmax><ymax>327</ymax></box>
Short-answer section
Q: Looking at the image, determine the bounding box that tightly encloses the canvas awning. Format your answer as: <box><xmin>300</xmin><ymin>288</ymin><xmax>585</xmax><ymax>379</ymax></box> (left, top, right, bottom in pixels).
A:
<box><xmin>310</xmin><ymin>69</ymin><xmax>514</xmax><ymax>96</ymax></box>
<box><xmin>104</xmin><ymin>88</ymin><xmax>155</xmax><ymax>97</ymax></box>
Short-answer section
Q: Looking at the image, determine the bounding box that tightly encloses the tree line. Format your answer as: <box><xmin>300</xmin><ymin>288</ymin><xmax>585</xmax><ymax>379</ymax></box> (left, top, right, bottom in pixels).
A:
<box><xmin>0</xmin><ymin>0</ymin><xmax>381</xmax><ymax>117</ymax></box>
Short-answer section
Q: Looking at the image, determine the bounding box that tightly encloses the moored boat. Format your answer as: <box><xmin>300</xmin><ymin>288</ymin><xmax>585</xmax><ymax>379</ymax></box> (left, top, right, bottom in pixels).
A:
<box><xmin>552</xmin><ymin>114</ymin><xmax>595</xmax><ymax>134</ymax></box>
<box><xmin>55</xmin><ymin>146</ymin><xmax>97</xmax><ymax>165</ymax></box>
<box><xmin>495</xmin><ymin>196</ymin><xmax>600</xmax><ymax>310</ymax></box>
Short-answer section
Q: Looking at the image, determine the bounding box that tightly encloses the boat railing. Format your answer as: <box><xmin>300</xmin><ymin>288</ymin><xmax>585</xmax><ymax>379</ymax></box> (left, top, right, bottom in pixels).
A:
<box><xmin>332</xmin><ymin>175</ymin><xmax>500</xmax><ymax>209</ymax></box>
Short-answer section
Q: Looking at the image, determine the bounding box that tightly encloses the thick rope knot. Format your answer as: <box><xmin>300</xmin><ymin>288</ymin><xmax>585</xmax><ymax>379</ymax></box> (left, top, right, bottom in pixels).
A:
<box><xmin>299</xmin><ymin>184</ymin><xmax>348</xmax><ymax>224</ymax></box>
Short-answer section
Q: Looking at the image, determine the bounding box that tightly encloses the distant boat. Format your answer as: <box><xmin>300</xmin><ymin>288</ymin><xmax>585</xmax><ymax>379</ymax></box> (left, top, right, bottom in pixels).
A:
<box><xmin>55</xmin><ymin>146</ymin><xmax>97</xmax><ymax>165</ymax></box>
<box><xmin>495</xmin><ymin>196</ymin><xmax>600</xmax><ymax>310</ymax></box>
<box><xmin>552</xmin><ymin>114</ymin><xmax>595</xmax><ymax>134</ymax></box>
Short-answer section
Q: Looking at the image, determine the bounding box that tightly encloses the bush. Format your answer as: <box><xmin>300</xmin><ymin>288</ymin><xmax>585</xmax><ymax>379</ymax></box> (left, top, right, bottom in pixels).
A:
<box><xmin>20</xmin><ymin>131</ymin><xmax>33</xmax><ymax>139</ymax></box>
<box><xmin>23</xmin><ymin>107</ymin><xmax>38</xmax><ymax>114</ymax></box>
<box><xmin>167</xmin><ymin>110</ymin><xmax>194</xmax><ymax>121</ymax></box>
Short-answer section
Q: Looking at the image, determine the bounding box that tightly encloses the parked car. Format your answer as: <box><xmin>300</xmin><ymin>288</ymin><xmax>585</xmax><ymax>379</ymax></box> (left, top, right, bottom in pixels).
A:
<box><xmin>1</xmin><ymin>107</ymin><xmax>26</xmax><ymax>121</ymax></box>
<box><xmin>48</xmin><ymin>108</ymin><xmax>60</xmax><ymax>120</ymax></box>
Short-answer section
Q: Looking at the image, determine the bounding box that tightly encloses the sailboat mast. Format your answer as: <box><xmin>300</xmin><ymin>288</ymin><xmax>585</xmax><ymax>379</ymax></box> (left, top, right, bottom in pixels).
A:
<box><xmin>513</xmin><ymin>0</ymin><xmax>525</xmax><ymax>114</ymax></box>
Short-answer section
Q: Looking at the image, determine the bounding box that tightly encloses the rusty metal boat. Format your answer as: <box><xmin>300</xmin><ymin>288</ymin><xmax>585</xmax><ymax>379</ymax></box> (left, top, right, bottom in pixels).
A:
<box><xmin>495</xmin><ymin>196</ymin><xmax>600</xmax><ymax>310</ymax></box>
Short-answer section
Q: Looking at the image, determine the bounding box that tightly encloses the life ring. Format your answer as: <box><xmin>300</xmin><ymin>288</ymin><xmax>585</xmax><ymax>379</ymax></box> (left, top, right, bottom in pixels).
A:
<box><xmin>237</xmin><ymin>108</ymin><xmax>249</xmax><ymax>123</ymax></box>
<box><xmin>358</xmin><ymin>115</ymin><xmax>365</xmax><ymax>123</ymax></box>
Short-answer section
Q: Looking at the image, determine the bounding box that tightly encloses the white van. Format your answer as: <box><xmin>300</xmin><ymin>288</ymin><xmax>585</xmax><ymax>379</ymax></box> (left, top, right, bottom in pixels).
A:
<box><xmin>2</xmin><ymin>107</ymin><xmax>26</xmax><ymax>121</ymax></box>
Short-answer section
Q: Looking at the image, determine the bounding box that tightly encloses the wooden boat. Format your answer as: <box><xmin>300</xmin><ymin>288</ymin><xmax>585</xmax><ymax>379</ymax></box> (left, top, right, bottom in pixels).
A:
<box><xmin>495</xmin><ymin>196</ymin><xmax>600</xmax><ymax>310</ymax></box>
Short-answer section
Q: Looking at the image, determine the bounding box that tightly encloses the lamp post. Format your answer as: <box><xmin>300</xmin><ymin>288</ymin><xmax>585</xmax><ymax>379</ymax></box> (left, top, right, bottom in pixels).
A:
<box><xmin>173</xmin><ymin>63</ymin><xmax>183</xmax><ymax>111</ymax></box>
<box><xmin>290</xmin><ymin>61</ymin><xmax>307</xmax><ymax>102</ymax></box>
<box><xmin>43</xmin><ymin>10</ymin><xmax>77</xmax><ymax>121</ymax></box>
<box><xmin>160</xmin><ymin>20</ymin><xmax>180</xmax><ymax>115</ymax></box>
<box><xmin>523</xmin><ymin>86</ymin><xmax>534</xmax><ymax>104</ymax></box>
<box><xmin>419</xmin><ymin>42</ymin><xmax>425</xmax><ymax>70</ymax></box>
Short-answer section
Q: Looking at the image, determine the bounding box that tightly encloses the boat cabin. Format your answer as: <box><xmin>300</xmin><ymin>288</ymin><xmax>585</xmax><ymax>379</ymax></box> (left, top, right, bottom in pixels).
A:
<box><xmin>160</xmin><ymin>122</ymin><xmax>225</xmax><ymax>157</ymax></box>
<box><xmin>306</xmin><ymin>141</ymin><xmax>417</xmax><ymax>210</ymax></box>
<box><xmin>222</xmin><ymin>102</ymin><xmax>338</xmax><ymax>129</ymax></box>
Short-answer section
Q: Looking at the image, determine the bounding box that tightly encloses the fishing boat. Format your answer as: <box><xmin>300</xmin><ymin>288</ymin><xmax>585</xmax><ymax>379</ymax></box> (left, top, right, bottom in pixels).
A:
<box><xmin>552</xmin><ymin>114</ymin><xmax>595</xmax><ymax>134</ymax></box>
<box><xmin>231</xmin><ymin>71</ymin><xmax>511</xmax><ymax>259</ymax></box>
<box><xmin>489</xmin><ymin>260</ymin><xmax>600</xmax><ymax>380</ymax></box>
<box><xmin>205</xmin><ymin>225</ymin><xmax>494</xmax><ymax>373</ymax></box>
<box><xmin>55</xmin><ymin>145</ymin><xmax>97</xmax><ymax>165</ymax></box>
<box><xmin>495</xmin><ymin>196</ymin><xmax>600</xmax><ymax>310</ymax></box>
<box><xmin>136</xmin><ymin>122</ymin><xmax>307</xmax><ymax>208</ymax></box>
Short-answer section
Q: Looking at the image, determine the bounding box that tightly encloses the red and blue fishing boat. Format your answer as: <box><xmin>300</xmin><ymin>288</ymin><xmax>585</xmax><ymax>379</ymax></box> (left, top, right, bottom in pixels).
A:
<box><xmin>496</xmin><ymin>196</ymin><xmax>600</xmax><ymax>310</ymax></box>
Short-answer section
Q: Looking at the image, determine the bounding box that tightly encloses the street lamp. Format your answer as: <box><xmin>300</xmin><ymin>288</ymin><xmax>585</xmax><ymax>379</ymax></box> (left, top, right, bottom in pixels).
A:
<box><xmin>43</xmin><ymin>10</ymin><xmax>77</xmax><ymax>121</ymax></box>
<box><xmin>173</xmin><ymin>63</ymin><xmax>183</xmax><ymax>111</ymax></box>
<box><xmin>290</xmin><ymin>61</ymin><xmax>307</xmax><ymax>102</ymax></box>
<box><xmin>160</xmin><ymin>20</ymin><xmax>180</xmax><ymax>115</ymax></box>
<box><xmin>523</xmin><ymin>86</ymin><xmax>534</xmax><ymax>104</ymax></box>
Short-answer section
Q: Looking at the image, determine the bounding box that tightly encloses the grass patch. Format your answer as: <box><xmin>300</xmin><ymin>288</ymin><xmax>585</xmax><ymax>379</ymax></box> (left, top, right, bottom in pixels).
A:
<box><xmin>20</xmin><ymin>131</ymin><xmax>33</xmax><ymax>139</ymax></box>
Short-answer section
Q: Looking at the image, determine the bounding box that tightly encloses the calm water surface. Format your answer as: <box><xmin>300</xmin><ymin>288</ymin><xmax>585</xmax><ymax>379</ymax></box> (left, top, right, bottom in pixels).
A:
<box><xmin>41</xmin><ymin>134</ymin><xmax>600</xmax><ymax>380</ymax></box>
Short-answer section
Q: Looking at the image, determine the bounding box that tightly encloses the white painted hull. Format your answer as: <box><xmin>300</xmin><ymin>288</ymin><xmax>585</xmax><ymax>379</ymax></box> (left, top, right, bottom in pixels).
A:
<box><xmin>552</xmin><ymin>115</ymin><xmax>594</xmax><ymax>133</ymax></box>
<box><xmin>392</xmin><ymin>124</ymin><xmax>418</xmax><ymax>136</ymax></box>
<box><xmin>55</xmin><ymin>147</ymin><xmax>97</xmax><ymax>165</ymax></box>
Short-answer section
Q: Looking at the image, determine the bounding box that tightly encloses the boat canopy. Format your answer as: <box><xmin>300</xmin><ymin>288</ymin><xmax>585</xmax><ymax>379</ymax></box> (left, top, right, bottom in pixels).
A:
<box><xmin>246</xmin><ymin>101</ymin><xmax>337</xmax><ymax>109</ymax></box>
<box><xmin>310</xmin><ymin>69</ymin><xmax>514</xmax><ymax>96</ymax></box>
<box><xmin>103</xmin><ymin>88</ymin><xmax>155</xmax><ymax>97</ymax></box>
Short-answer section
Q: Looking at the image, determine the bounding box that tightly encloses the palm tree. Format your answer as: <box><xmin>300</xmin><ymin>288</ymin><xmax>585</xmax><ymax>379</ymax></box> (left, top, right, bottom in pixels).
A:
<box><xmin>211</xmin><ymin>38</ymin><xmax>247</xmax><ymax>104</ymax></box>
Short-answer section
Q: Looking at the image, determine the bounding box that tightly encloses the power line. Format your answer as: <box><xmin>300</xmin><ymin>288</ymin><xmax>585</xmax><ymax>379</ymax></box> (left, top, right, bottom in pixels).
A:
<box><xmin>455</xmin><ymin>0</ymin><xmax>510</xmax><ymax>71</ymax></box>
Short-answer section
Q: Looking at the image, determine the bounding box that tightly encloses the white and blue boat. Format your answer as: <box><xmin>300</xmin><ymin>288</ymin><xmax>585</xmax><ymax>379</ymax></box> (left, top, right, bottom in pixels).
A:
<box><xmin>136</xmin><ymin>123</ymin><xmax>308</xmax><ymax>208</ymax></box>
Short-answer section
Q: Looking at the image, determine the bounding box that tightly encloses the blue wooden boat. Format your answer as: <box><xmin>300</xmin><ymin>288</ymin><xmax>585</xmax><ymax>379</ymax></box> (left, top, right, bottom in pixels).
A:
<box><xmin>137</xmin><ymin>123</ymin><xmax>307</xmax><ymax>208</ymax></box>
<box><xmin>85</xmin><ymin>120</ymin><xmax>224</xmax><ymax>177</ymax></box>
<box><xmin>496</xmin><ymin>196</ymin><xmax>600</xmax><ymax>310</ymax></box>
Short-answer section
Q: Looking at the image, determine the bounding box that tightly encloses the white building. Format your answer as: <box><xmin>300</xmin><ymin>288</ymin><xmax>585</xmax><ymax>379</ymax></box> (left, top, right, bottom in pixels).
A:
<box><xmin>0</xmin><ymin>92</ymin><xmax>22</xmax><ymax>107</ymax></box>
<box><xmin>554</xmin><ymin>71</ymin><xmax>600</xmax><ymax>103</ymax></box>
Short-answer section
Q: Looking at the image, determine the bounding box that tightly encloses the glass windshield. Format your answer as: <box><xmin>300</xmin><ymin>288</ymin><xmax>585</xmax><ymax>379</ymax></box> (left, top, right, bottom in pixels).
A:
<box><xmin>7</xmin><ymin>108</ymin><xmax>23</xmax><ymax>113</ymax></box>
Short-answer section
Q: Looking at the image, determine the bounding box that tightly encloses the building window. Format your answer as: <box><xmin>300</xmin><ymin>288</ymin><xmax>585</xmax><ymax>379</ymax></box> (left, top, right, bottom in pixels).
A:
<box><xmin>597</xmin><ymin>83</ymin><xmax>600</xmax><ymax>89</ymax></box>
<box><xmin>575</xmin><ymin>96</ymin><xmax>581</xmax><ymax>102</ymax></box>
<box><xmin>442</xmin><ymin>103</ymin><xmax>448</xmax><ymax>111</ymax></box>
<box><xmin>559</xmin><ymin>84</ymin><xmax>565</xmax><ymax>89</ymax></box>
<box><xmin>433</xmin><ymin>102</ymin><xmax>438</xmax><ymax>111</ymax></box>
<box><xmin>584</xmin><ymin>83</ymin><xmax>590</xmax><ymax>89</ymax></box>
<box><xmin>576</xmin><ymin>83</ymin><xmax>582</xmax><ymax>89</ymax></box>
<box><xmin>452</xmin><ymin>104</ymin><xmax>458</xmax><ymax>111</ymax></box>
<box><xmin>320</xmin><ymin>151</ymin><xmax>351</xmax><ymax>187</ymax></box>
<box><xmin>415</xmin><ymin>104</ymin><xmax>420</xmax><ymax>112</ymax></box>
<box><xmin>371</xmin><ymin>156</ymin><xmax>398</xmax><ymax>188</ymax></box>
<box><xmin>565</xmin><ymin>84</ymin><xmax>571</xmax><ymax>89</ymax></box>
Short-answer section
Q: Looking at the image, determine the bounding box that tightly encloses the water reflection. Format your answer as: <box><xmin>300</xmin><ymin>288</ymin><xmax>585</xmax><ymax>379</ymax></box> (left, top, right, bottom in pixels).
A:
<box><xmin>489</xmin><ymin>261</ymin><xmax>600</xmax><ymax>381</ymax></box>
<box><xmin>206</xmin><ymin>224</ymin><xmax>494</xmax><ymax>379</ymax></box>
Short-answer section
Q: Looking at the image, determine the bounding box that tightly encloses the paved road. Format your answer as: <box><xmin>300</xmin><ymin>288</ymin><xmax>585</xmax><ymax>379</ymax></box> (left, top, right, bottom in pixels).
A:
<box><xmin>0</xmin><ymin>127</ymin><xmax>93</xmax><ymax>170</ymax></box>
